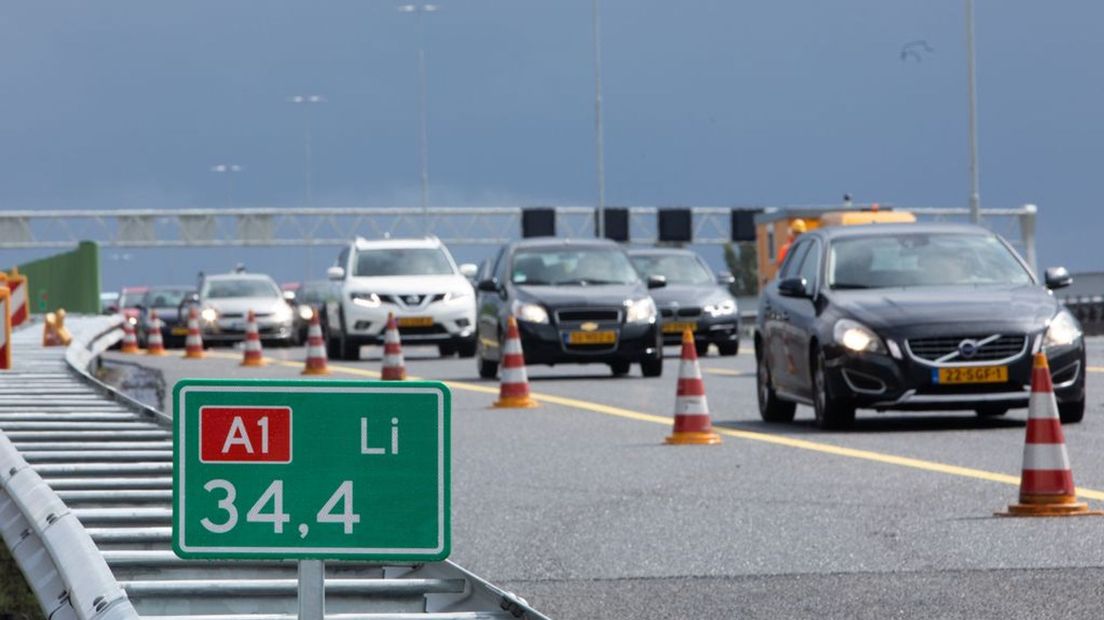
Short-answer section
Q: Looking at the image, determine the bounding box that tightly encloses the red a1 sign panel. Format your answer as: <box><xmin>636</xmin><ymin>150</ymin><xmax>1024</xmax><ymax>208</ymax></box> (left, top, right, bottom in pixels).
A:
<box><xmin>200</xmin><ymin>407</ymin><xmax>292</xmax><ymax>463</ymax></box>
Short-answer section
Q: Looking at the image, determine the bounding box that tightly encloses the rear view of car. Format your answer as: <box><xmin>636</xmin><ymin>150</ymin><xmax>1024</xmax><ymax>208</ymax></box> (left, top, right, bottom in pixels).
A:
<box><xmin>137</xmin><ymin>286</ymin><xmax>196</xmax><ymax>348</ymax></box>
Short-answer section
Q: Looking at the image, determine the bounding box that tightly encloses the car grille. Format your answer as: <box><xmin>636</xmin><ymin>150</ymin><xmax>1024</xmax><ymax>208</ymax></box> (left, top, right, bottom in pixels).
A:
<box><xmin>379</xmin><ymin>293</ymin><xmax>447</xmax><ymax>307</ymax></box>
<box><xmin>660</xmin><ymin>307</ymin><xmax>702</xmax><ymax>319</ymax></box>
<box><xmin>907</xmin><ymin>334</ymin><xmax>1027</xmax><ymax>364</ymax></box>
<box><xmin>555</xmin><ymin>309</ymin><xmax>621</xmax><ymax>323</ymax></box>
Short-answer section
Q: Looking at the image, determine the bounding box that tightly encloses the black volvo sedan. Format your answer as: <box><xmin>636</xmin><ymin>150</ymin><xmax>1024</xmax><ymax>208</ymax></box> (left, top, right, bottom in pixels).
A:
<box><xmin>475</xmin><ymin>238</ymin><xmax>666</xmax><ymax>378</ymax></box>
<box><xmin>755</xmin><ymin>223</ymin><xmax>1085</xmax><ymax>429</ymax></box>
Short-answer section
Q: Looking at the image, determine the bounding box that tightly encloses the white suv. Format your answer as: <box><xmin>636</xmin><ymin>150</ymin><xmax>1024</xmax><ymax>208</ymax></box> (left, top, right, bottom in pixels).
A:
<box><xmin>324</xmin><ymin>237</ymin><xmax>478</xmax><ymax>360</ymax></box>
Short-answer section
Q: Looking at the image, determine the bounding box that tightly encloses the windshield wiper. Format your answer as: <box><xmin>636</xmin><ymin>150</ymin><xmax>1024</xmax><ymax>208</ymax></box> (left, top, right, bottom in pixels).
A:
<box><xmin>831</xmin><ymin>283</ymin><xmax>873</xmax><ymax>290</ymax></box>
<box><xmin>554</xmin><ymin>278</ymin><xmax>623</xmax><ymax>286</ymax></box>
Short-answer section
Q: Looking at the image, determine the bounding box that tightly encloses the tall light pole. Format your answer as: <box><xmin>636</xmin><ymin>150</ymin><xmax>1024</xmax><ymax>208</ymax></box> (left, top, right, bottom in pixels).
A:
<box><xmin>398</xmin><ymin>4</ymin><xmax>438</xmax><ymax>228</ymax></box>
<box><xmin>210</xmin><ymin>164</ymin><xmax>243</xmax><ymax>208</ymax></box>
<box><xmin>592</xmin><ymin>0</ymin><xmax>606</xmax><ymax>239</ymax></box>
<box><xmin>287</xmin><ymin>94</ymin><xmax>326</xmax><ymax>207</ymax></box>
<box><xmin>965</xmin><ymin>0</ymin><xmax>981</xmax><ymax>224</ymax></box>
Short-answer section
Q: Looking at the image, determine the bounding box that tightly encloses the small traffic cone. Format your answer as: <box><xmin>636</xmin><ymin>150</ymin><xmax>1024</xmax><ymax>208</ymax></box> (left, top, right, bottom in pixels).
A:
<box><xmin>381</xmin><ymin>313</ymin><xmax>406</xmax><ymax>380</ymax></box>
<box><xmin>42</xmin><ymin>312</ymin><xmax>62</xmax><ymax>347</ymax></box>
<box><xmin>665</xmin><ymin>329</ymin><xmax>721</xmax><ymax>445</ymax></box>
<box><xmin>183</xmin><ymin>306</ymin><xmax>205</xmax><ymax>359</ymax></box>
<box><xmin>998</xmin><ymin>353</ymin><xmax>1101</xmax><ymax>517</ymax></box>
<box><xmin>240</xmin><ymin>309</ymin><xmax>266</xmax><ymax>367</ymax></box>
<box><xmin>301</xmin><ymin>309</ymin><xmax>330</xmax><ymax>376</ymax></box>
<box><xmin>54</xmin><ymin>309</ymin><xmax>72</xmax><ymax>346</ymax></box>
<box><xmin>493</xmin><ymin>315</ymin><xmax>537</xmax><ymax>408</ymax></box>
<box><xmin>120</xmin><ymin>318</ymin><xmax>141</xmax><ymax>354</ymax></box>
<box><xmin>145</xmin><ymin>310</ymin><xmax>167</xmax><ymax>356</ymax></box>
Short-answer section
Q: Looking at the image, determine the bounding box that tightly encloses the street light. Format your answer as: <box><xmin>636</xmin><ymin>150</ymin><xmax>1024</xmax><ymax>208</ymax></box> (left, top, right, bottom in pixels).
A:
<box><xmin>965</xmin><ymin>0</ymin><xmax>981</xmax><ymax>224</ymax></box>
<box><xmin>592</xmin><ymin>0</ymin><xmax>606</xmax><ymax>239</ymax></box>
<box><xmin>398</xmin><ymin>4</ymin><xmax>438</xmax><ymax>227</ymax></box>
<box><xmin>287</xmin><ymin>94</ymin><xmax>327</xmax><ymax>207</ymax></box>
<box><xmin>210</xmin><ymin>164</ymin><xmax>243</xmax><ymax>208</ymax></box>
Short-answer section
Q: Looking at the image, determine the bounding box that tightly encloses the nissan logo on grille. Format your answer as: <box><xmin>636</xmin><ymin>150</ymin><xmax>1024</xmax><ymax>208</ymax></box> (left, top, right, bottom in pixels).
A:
<box><xmin>403</xmin><ymin>295</ymin><xmax>424</xmax><ymax>305</ymax></box>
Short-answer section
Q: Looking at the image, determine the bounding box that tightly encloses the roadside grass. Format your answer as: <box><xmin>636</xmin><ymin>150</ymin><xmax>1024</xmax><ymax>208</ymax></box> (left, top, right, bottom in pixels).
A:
<box><xmin>0</xmin><ymin>543</ymin><xmax>44</xmax><ymax>620</ymax></box>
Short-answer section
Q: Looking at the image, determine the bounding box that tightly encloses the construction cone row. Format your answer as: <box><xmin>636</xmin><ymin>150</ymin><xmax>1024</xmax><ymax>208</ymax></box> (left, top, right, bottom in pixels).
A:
<box><xmin>183</xmin><ymin>306</ymin><xmax>205</xmax><ymax>359</ymax></box>
<box><xmin>381</xmin><ymin>313</ymin><xmax>406</xmax><ymax>380</ymax></box>
<box><xmin>120</xmin><ymin>318</ymin><xmax>141</xmax><ymax>353</ymax></box>
<box><xmin>146</xmin><ymin>310</ymin><xmax>167</xmax><ymax>356</ymax></box>
<box><xmin>493</xmin><ymin>315</ymin><xmax>537</xmax><ymax>408</ymax></box>
<box><xmin>999</xmin><ymin>353</ymin><xmax>1101</xmax><ymax>517</ymax></box>
<box><xmin>240</xmin><ymin>310</ymin><xmax>265</xmax><ymax>366</ymax></box>
<box><xmin>666</xmin><ymin>329</ymin><xmax>721</xmax><ymax>445</ymax></box>
<box><xmin>301</xmin><ymin>309</ymin><xmax>330</xmax><ymax>375</ymax></box>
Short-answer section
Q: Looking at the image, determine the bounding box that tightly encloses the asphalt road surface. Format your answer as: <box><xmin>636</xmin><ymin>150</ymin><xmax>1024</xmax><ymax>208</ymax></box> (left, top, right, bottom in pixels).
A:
<box><xmin>102</xmin><ymin>339</ymin><xmax>1104</xmax><ymax>619</ymax></box>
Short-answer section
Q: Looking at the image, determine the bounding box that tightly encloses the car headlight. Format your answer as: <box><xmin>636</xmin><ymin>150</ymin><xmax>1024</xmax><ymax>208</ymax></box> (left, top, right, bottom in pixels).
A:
<box><xmin>298</xmin><ymin>305</ymin><xmax>314</xmax><ymax>321</ymax></box>
<box><xmin>511</xmin><ymin>300</ymin><xmax>548</xmax><ymax>324</ymax></box>
<box><xmin>624</xmin><ymin>297</ymin><xmax>657</xmax><ymax>323</ymax></box>
<box><xmin>126</xmin><ymin>315</ymin><xmax>138</xmax><ymax>326</ymax></box>
<box><xmin>350</xmin><ymin>292</ymin><xmax>382</xmax><ymax>308</ymax></box>
<box><xmin>1044</xmin><ymin>310</ymin><xmax>1082</xmax><ymax>349</ymax></box>
<box><xmin>704</xmin><ymin>299</ymin><xmax>736</xmax><ymax>317</ymax></box>
<box><xmin>444</xmin><ymin>289</ymin><xmax>473</xmax><ymax>302</ymax></box>
<box><xmin>200</xmin><ymin>308</ymin><xmax>218</xmax><ymax>323</ymax></box>
<box><xmin>833</xmin><ymin>318</ymin><xmax>886</xmax><ymax>354</ymax></box>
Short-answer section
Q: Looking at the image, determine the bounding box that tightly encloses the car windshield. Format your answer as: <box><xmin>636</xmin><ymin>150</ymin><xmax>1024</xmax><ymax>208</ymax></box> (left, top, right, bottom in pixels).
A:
<box><xmin>828</xmin><ymin>233</ymin><xmax>1033</xmax><ymax>289</ymax></box>
<box><xmin>143</xmin><ymin>289</ymin><xmax>190</xmax><ymax>308</ymax></box>
<box><xmin>511</xmin><ymin>248</ymin><xmax>639</xmax><ymax>285</ymax></box>
<box><xmin>118</xmin><ymin>291</ymin><xmax>145</xmax><ymax>308</ymax></box>
<box><xmin>354</xmin><ymin>248</ymin><xmax>454</xmax><ymax>277</ymax></box>
<box><xmin>204</xmin><ymin>279</ymin><xmax>280</xmax><ymax>299</ymax></box>
<box><xmin>630</xmin><ymin>254</ymin><xmax>713</xmax><ymax>286</ymax></box>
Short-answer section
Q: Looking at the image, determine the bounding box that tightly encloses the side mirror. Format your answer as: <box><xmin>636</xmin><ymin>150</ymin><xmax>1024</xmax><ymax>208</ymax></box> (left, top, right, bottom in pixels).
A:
<box><xmin>717</xmin><ymin>271</ymin><xmax>736</xmax><ymax>286</ymax></box>
<box><xmin>459</xmin><ymin>263</ymin><xmax>478</xmax><ymax>279</ymax></box>
<box><xmin>778</xmin><ymin>277</ymin><xmax>810</xmax><ymax>298</ymax></box>
<box><xmin>647</xmin><ymin>275</ymin><xmax>667</xmax><ymax>290</ymax></box>
<box><xmin>283</xmin><ymin>290</ymin><xmax>297</xmax><ymax>302</ymax></box>
<box><xmin>477</xmin><ymin>278</ymin><xmax>500</xmax><ymax>293</ymax></box>
<box><xmin>327</xmin><ymin>266</ymin><xmax>345</xmax><ymax>281</ymax></box>
<box><xmin>1044</xmin><ymin>266</ymin><xmax>1072</xmax><ymax>290</ymax></box>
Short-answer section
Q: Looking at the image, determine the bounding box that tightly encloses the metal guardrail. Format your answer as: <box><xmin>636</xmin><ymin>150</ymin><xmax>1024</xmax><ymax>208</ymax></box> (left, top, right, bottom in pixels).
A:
<box><xmin>0</xmin><ymin>316</ymin><xmax>547</xmax><ymax>619</ymax></box>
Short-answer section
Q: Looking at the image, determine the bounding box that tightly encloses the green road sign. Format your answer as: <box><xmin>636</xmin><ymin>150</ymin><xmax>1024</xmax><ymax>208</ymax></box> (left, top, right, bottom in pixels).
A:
<box><xmin>172</xmin><ymin>379</ymin><xmax>450</xmax><ymax>561</ymax></box>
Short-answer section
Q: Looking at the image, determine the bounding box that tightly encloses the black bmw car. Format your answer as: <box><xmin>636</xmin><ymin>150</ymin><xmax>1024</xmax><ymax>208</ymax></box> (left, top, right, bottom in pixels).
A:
<box><xmin>755</xmin><ymin>223</ymin><xmax>1085</xmax><ymax>429</ymax></box>
<box><xmin>475</xmin><ymin>238</ymin><xmax>666</xmax><ymax>378</ymax></box>
<box><xmin>628</xmin><ymin>248</ymin><xmax>740</xmax><ymax>356</ymax></box>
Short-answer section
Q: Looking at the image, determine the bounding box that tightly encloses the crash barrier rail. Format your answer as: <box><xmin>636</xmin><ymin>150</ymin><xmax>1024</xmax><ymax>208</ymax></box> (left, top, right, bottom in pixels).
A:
<box><xmin>0</xmin><ymin>204</ymin><xmax>1036</xmax><ymax>254</ymax></box>
<box><xmin>1062</xmin><ymin>296</ymin><xmax>1104</xmax><ymax>336</ymax></box>
<box><xmin>0</xmin><ymin>315</ymin><xmax>547</xmax><ymax>619</ymax></box>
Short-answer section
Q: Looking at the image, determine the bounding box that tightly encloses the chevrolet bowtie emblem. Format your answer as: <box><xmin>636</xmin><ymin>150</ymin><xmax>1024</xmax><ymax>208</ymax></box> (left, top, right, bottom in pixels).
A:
<box><xmin>580</xmin><ymin>321</ymin><xmax>599</xmax><ymax>332</ymax></box>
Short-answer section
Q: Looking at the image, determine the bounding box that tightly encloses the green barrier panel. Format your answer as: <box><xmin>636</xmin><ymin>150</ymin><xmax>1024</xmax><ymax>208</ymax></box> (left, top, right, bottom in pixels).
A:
<box><xmin>16</xmin><ymin>241</ymin><xmax>101</xmax><ymax>315</ymax></box>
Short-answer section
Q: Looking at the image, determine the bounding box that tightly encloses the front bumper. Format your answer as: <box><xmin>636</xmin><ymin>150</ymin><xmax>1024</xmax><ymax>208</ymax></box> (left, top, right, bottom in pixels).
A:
<box><xmin>823</xmin><ymin>338</ymin><xmax>1085</xmax><ymax>411</ymax></box>
<box><xmin>201</xmin><ymin>318</ymin><xmax>296</xmax><ymax>343</ymax></box>
<box><xmin>512</xmin><ymin>319</ymin><xmax>662</xmax><ymax>365</ymax></box>
<box><xmin>341</xmin><ymin>299</ymin><xmax>476</xmax><ymax>346</ymax></box>
<box><xmin>658</xmin><ymin>314</ymin><xmax>740</xmax><ymax>346</ymax></box>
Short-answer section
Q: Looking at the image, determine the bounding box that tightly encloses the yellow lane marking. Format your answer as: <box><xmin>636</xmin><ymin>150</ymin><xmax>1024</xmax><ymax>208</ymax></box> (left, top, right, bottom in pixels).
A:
<box><xmin>1088</xmin><ymin>366</ymin><xmax>1104</xmax><ymax>374</ymax></box>
<box><xmin>702</xmin><ymin>367</ymin><xmax>754</xmax><ymax>377</ymax></box>
<box><xmin>203</xmin><ymin>350</ymin><xmax>1104</xmax><ymax>502</ymax></box>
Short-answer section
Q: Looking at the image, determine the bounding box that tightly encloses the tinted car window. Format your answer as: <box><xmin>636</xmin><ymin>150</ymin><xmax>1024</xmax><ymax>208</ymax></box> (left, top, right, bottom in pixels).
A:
<box><xmin>204</xmin><ymin>279</ymin><xmax>280</xmax><ymax>299</ymax></box>
<box><xmin>144</xmin><ymin>289</ymin><xmax>189</xmax><ymax>308</ymax></box>
<box><xmin>511</xmin><ymin>249</ymin><xmax>639</xmax><ymax>285</ymax></box>
<box><xmin>630</xmin><ymin>254</ymin><xmax>712</xmax><ymax>285</ymax></box>
<box><xmin>828</xmin><ymin>233</ymin><xmax>1033</xmax><ymax>289</ymax></box>
<box><xmin>796</xmin><ymin>241</ymin><xmax>821</xmax><ymax>288</ymax></box>
<box><xmin>297</xmin><ymin>281</ymin><xmax>329</xmax><ymax>303</ymax></box>
<box><xmin>779</xmin><ymin>241</ymin><xmax>812</xmax><ymax>279</ymax></box>
<box><xmin>354</xmin><ymin>248</ymin><xmax>453</xmax><ymax>277</ymax></box>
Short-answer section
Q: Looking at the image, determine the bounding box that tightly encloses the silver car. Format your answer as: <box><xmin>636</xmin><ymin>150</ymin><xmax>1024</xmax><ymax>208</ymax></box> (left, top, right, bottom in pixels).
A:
<box><xmin>198</xmin><ymin>273</ymin><xmax>298</xmax><ymax>346</ymax></box>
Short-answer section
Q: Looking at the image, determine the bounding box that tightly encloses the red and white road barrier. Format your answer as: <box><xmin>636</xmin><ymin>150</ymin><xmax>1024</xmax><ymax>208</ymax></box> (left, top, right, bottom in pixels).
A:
<box><xmin>666</xmin><ymin>328</ymin><xmax>721</xmax><ymax>445</ymax></box>
<box><xmin>240</xmin><ymin>309</ymin><xmax>265</xmax><ymax>367</ymax></box>
<box><xmin>999</xmin><ymin>353</ymin><xmax>1099</xmax><ymax>517</ymax></box>
<box><xmin>120</xmin><ymin>317</ymin><xmax>141</xmax><ymax>354</ymax></box>
<box><xmin>6</xmin><ymin>268</ymin><xmax>27</xmax><ymax>327</ymax></box>
<box><xmin>183</xmin><ymin>306</ymin><xmax>205</xmax><ymax>359</ymax></box>
<box><xmin>302</xmin><ymin>310</ymin><xmax>330</xmax><ymax>376</ymax></box>
<box><xmin>493</xmin><ymin>315</ymin><xmax>537</xmax><ymax>408</ymax></box>
<box><xmin>381</xmin><ymin>313</ymin><xmax>406</xmax><ymax>381</ymax></box>
<box><xmin>146</xmin><ymin>310</ymin><xmax>167</xmax><ymax>356</ymax></box>
<box><xmin>0</xmin><ymin>286</ymin><xmax>10</xmax><ymax>370</ymax></box>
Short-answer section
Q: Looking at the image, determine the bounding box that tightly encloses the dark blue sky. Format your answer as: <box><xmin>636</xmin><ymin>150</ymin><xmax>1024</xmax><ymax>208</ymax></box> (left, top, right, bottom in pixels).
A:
<box><xmin>1</xmin><ymin>1</ymin><xmax>1102</xmax><ymax>289</ymax></box>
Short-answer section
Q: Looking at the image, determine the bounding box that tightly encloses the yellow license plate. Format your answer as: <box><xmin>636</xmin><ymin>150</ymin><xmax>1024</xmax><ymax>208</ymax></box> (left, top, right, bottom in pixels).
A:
<box><xmin>567</xmin><ymin>330</ymin><xmax>616</xmax><ymax>345</ymax></box>
<box><xmin>398</xmin><ymin>317</ymin><xmax>434</xmax><ymax>328</ymax></box>
<box><xmin>171</xmin><ymin>327</ymin><xmax>189</xmax><ymax>336</ymax></box>
<box><xmin>662</xmin><ymin>321</ymin><xmax>698</xmax><ymax>334</ymax></box>
<box><xmin>935</xmin><ymin>366</ymin><xmax>1008</xmax><ymax>384</ymax></box>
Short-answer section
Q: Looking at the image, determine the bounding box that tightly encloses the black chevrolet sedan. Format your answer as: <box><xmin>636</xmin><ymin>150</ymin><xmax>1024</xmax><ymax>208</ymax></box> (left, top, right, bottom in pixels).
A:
<box><xmin>475</xmin><ymin>238</ymin><xmax>666</xmax><ymax>378</ymax></box>
<box><xmin>628</xmin><ymin>248</ymin><xmax>740</xmax><ymax>356</ymax></box>
<box><xmin>755</xmin><ymin>223</ymin><xmax>1085</xmax><ymax>429</ymax></box>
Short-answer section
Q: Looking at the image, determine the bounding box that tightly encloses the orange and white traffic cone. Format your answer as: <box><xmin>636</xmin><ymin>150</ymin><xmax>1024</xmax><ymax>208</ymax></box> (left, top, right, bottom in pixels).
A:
<box><xmin>998</xmin><ymin>353</ymin><xmax>1101</xmax><ymax>516</ymax></box>
<box><xmin>381</xmin><ymin>313</ymin><xmax>406</xmax><ymax>380</ymax></box>
<box><xmin>302</xmin><ymin>309</ymin><xmax>330</xmax><ymax>376</ymax></box>
<box><xmin>183</xmin><ymin>306</ymin><xmax>205</xmax><ymax>359</ymax></box>
<box><xmin>240</xmin><ymin>309</ymin><xmax>266</xmax><ymax>367</ymax></box>
<box><xmin>493</xmin><ymin>315</ymin><xmax>537</xmax><ymax>408</ymax></box>
<box><xmin>120</xmin><ymin>317</ymin><xmax>141</xmax><ymax>354</ymax></box>
<box><xmin>666</xmin><ymin>329</ymin><xmax>721</xmax><ymax>445</ymax></box>
<box><xmin>146</xmin><ymin>310</ymin><xmax>167</xmax><ymax>356</ymax></box>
